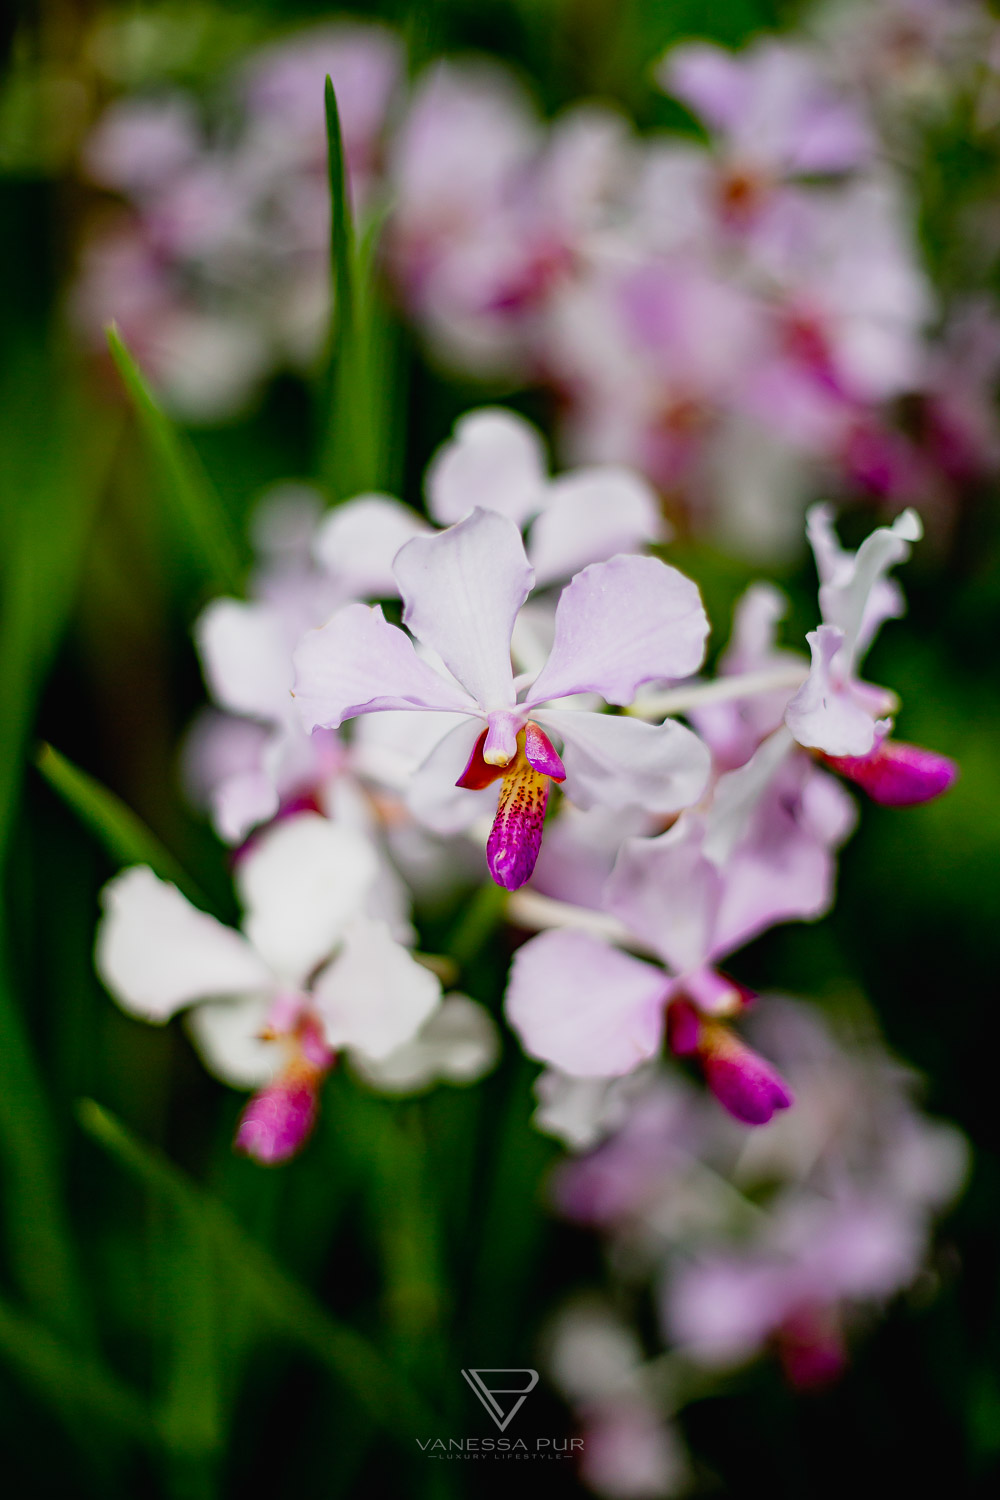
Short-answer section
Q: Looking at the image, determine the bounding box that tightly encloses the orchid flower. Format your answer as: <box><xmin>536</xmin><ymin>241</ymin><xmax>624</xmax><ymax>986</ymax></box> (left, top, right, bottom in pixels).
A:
<box><xmin>293</xmin><ymin>507</ymin><xmax>711</xmax><ymax>891</ymax></box>
<box><xmin>785</xmin><ymin>505</ymin><xmax>958</xmax><ymax>803</ymax></box>
<box><xmin>506</xmin><ymin>728</ymin><xmax>854</xmax><ymax>1125</ymax></box>
<box><xmin>95</xmin><ymin>813</ymin><xmax>463</xmax><ymax>1163</ymax></box>
<box><xmin>553</xmin><ymin>997</ymin><xmax>968</xmax><ymax>1403</ymax></box>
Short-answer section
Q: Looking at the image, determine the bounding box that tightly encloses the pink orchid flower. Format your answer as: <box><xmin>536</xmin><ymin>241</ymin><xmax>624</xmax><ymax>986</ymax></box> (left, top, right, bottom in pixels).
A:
<box><xmin>785</xmin><ymin>504</ymin><xmax>958</xmax><ymax>803</ymax></box>
<box><xmin>293</xmin><ymin>508</ymin><xmax>711</xmax><ymax>890</ymax></box>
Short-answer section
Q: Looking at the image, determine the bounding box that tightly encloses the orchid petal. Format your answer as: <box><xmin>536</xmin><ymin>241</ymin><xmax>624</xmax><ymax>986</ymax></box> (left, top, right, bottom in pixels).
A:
<box><xmin>312</xmin><ymin>919</ymin><xmax>441</xmax><ymax>1060</ymax></box>
<box><xmin>528</xmin><ymin>468</ymin><xmax>666</xmax><ymax>588</ymax></box>
<box><xmin>526</xmin><ymin>556</ymin><xmax>709</xmax><ymax>708</ymax></box>
<box><xmin>425</xmin><ymin>408</ymin><xmax>547</xmax><ymax>527</ymax></box>
<box><xmin>96</xmin><ymin>867</ymin><xmax>273</xmax><ymax>1022</ymax></box>
<box><xmin>351</xmin><ymin>994</ymin><xmax>500</xmax><ymax>1093</ymax></box>
<box><xmin>785</xmin><ymin>626</ymin><xmax>880</xmax><ymax>757</ymax></box>
<box><xmin>806</xmin><ymin>504</ymin><xmax>921</xmax><ymax>670</ymax></box>
<box><xmin>195</xmin><ymin>599</ymin><xmax>294</xmax><ymax>724</ymax></box>
<box><xmin>394</xmin><ymin>508</ymin><xmax>532</xmax><ymax>711</ymax></box>
<box><xmin>186</xmin><ymin>993</ymin><xmax>279</xmax><ymax>1089</ymax></box>
<box><xmin>212</xmin><ymin>769</ymin><xmax>281</xmax><ymax>846</ymax></box>
<box><xmin>606</xmin><ymin>820</ymin><xmax>722</xmax><ymax>974</ymax></box>
<box><xmin>236</xmin><ymin>813</ymin><xmax>378</xmax><ymax>985</ymax></box>
<box><xmin>293</xmin><ymin>602</ymin><xmax>476</xmax><ymax>732</ymax></box>
<box><xmin>407</xmin><ymin>717</ymin><xmax>499</xmax><ymax>833</ymax></box>
<box><xmin>312</xmin><ymin>494</ymin><xmax>427</xmax><ymax>597</ymax></box>
<box><xmin>505</xmin><ymin>929</ymin><xmax>668</xmax><ymax>1078</ymax></box>
<box><xmin>537</xmin><ymin>709</ymin><xmax>711</xmax><ymax>815</ymax></box>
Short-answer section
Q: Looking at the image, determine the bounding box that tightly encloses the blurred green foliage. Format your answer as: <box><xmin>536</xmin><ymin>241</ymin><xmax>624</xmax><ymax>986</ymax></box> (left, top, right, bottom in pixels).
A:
<box><xmin>2</xmin><ymin>1</ymin><xmax>1000</xmax><ymax>1497</ymax></box>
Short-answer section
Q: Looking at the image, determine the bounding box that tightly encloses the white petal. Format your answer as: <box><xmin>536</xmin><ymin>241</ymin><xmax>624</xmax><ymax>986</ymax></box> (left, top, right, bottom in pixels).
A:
<box><xmin>394</xmin><ymin>509</ymin><xmax>532</xmax><ymax>712</ymax></box>
<box><xmin>96</xmin><ymin>867</ymin><xmax>273</xmax><ymax>1022</ymax></box>
<box><xmin>784</xmin><ymin>625</ymin><xmax>879</xmax><ymax>757</ymax></box>
<box><xmin>532</xmin><ymin>1068</ymin><xmax>652</xmax><ymax>1150</ymax></box>
<box><xmin>293</xmin><ymin>602</ymin><xmax>476</xmax><ymax>731</ymax></box>
<box><xmin>313</xmin><ymin>494</ymin><xmax>428</xmax><ymax>596</ymax></box>
<box><xmin>312</xmin><ymin>919</ymin><xmax>441</xmax><ymax>1060</ymax></box>
<box><xmin>505</xmin><ymin>929</ymin><xmax>668</xmax><ymax>1078</ymax></box>
<box><xmin>195</xmin><ymin>598</ymin><xmax>294</xmax><ymax>724</ymax></box>
<box><xmin>425</xmin><ymin>407</ymin><xmax>548</xmax><ymax>526</ymax></box>
<box><xmin>186</xmin><ymin>993</ymin><xmax>280</xmax><ymax>1089</ymax></box>
<box><xmin>406</xmin><ymin>716</ymin><xmax>499</xmax><ymax>834</ymax></box>
<box><xmin>537</xmin><ymin>709</ymin><xmax>711</xmax><ymax>814</ymax></box>
<box><xmin>526</xmin><ymin>555</ymin><xmax>709</xmax><ymax>707</ymax></box>
<box><xmin>351</xmin><ymin>994</ymin><xmax>499</xmax><ymax>1093</ymax></box>
<box><xmin>236</xmin><ymin>813</ymin><xmax>378</xmax><ymax>984</ymax></box>
<box><xmin>528</xmin><ymin>467</ymin><xmax>666</xmax><ymax>588</ymax></box>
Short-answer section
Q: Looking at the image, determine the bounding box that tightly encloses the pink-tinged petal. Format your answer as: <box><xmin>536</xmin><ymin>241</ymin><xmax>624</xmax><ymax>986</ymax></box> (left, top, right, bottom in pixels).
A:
<box><xmin>658</xmin><ymin>43</ymin><xmax>748</xmax><ymax>133</ymax></box>
<box><xmin>293</xmin><ymin>602</ymin><xmax>476</xmax><ymax>732</ymax></box>
<box><xmin>666</xmin><ymin>997</ymin><xmax>702</xmax><ymax>1057</ymax></box>
<box><xmin>394</xmin><ymin>509</ymin><xmax>531</xmax><ymax>712</ymax></box>
<box><xmin>526</xmin><ymin>556</ymin><xmax>709</xmax><ymax>708</ymax></box>
<box><xmin>606</xmin><ymin>820</ymin><xmax>722</xmax><ymax>974</ymax></box>
<box><xmin>96</xmin><ymin>868</ymin><xmax>273</xmax><ymax>1022</ymax></box>
<box><xmin>235</xmin><ymin>1065</ymin><xmax>322</xmax><ymax>1164</ymax></box>
<box><xmin>824</xmin><ymin>738</ymin><xmax>958</xmax><ymax>807</ymax></box>
<box><xmin>213</xmin><ymin>769</ymin><xmax>282</xmax><ymax>846</ymax></box>
<box><xmin>528</xmin><ymin>467</ymin><xmax>666</xmax><ymax>588</ymax></box>
<box><xmin>195</xmin><ymin>599</ymin><xmax>294</xmax><ymax>724</ymax></box>
<box><xmin>311</xmin><ymin>918</ymin><xmax>441</xmax><ymax>1060</ymax></box>
<box><xmin>807</xmin><ymin>505</ymin><xmax>922</xmax><ymax>671</ymax></box>
<box><xmin>505</xmin><ymin>929</ymin><xmax>668</xmax><ymax>1077</ymax></box>
<box><xmin>487</xmin><ymin>755</ymin><xmax>552</xmax><ymax>891</ymax></box>
<box><xmin>312</xmin><ymin>494</ymin><xmax>427</xmax><ymax>597</ymax></box>
<box><xmin>537</xmin><ymin>710</ymin><xmax>711</xmax><ymax>815</ymax></box>
<box><xmin>524</xmin><ymin>721</ymin><xmax>565</xmax><ymax>780</ymax></box>
<box><xmin>700</xmin><ymin>1024</ymin><xmax>794</xmax><ymax>1126</ymax></box>
<box><xmin>236</xmin><ymin>813</ymin><xmax>378</xmax><ymax>986</ymax></box>
<box><xmin>425</xmin><ymin>407</ymin><xmax>547</xmax><ymax>527</ymax></box>
<box><xmin>784</xmin><ymin>625</ymin><xmax>880</xmax><ymax>757</ymax></box>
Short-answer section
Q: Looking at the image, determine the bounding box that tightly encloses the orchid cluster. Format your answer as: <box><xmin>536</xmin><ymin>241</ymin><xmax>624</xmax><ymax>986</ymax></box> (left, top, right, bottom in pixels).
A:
<box><xmin>545</xmin><ymin>996</ymin><xmax>968</xmax><ymax>1498</ymax></box>
<box><xmin>74</xmin><ymin>2</ymin><xmax>1000</xmax><ymax>552</ymax></box>
<box><xmin>94</xmin><ymin>407</ymin><xmax>956</xmax><ymax>1192</ymax></box>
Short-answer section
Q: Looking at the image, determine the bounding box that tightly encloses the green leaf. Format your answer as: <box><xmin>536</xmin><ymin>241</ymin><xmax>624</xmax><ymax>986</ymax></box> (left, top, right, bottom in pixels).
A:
<box><xmin>106</xmin><ymin>325</ymin><xmax>245</xmax><ymax>594</ymax></box>
<box><xmin>78</xmin><ymin>1100</ymin><xmax>441</xmax><ymax>1438</ymax></box>
<box><xmin>35</xmin><ymin>743</ymin><xmax>208</xmax><ymax>907</ymax></box>
<box><xmin>0</xmin><ymin>1289</ymin><xmax>153</xmax><ymax>1442</ymax></box>
<box><xmin>0</xmin><ymin>943</ymin><xmax>92</xmax><ymax>1347</ymax></box>
<box><xmin>320</xmin><ymin>77</ymin><xmax>384</xmax><ymax>498</ymax></box>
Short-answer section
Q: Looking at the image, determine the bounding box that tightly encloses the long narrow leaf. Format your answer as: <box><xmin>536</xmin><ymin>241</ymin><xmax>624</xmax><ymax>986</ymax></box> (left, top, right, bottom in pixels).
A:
<box><xmin>78</xmin><ymin>1100</ymin><xmax>440</xmax><ymax>1437</ymax></box>
<box><xmin>321</xmin><ymin>77</ymin><xmax>380</xmax><ymax>496</ymax></box>
<box><xmin>36</xmin><ymin>744</ymin><xmax>208</xmax><ymax>907</ymax></box>
<box><xmin>0</xmin><ymin>945</ymin><xmax>92</xmax><ymax>1347</ymax></box>
<box><xmin>106</xmin><ymin>325</ymin><xmax>244</xmax><ymax>594</ymax></box>
<box><xmin>0</xmin><ymin>1291</ymin><xmax>154</xmax><ymax>1441</ymax></box>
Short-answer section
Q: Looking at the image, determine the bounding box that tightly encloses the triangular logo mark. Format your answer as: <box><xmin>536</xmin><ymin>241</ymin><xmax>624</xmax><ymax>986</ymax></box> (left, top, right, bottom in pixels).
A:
<box><xmin>461</xmin><ymin>1368</ymin><xmax>539</xmax><ymax>1431</ymax></box>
